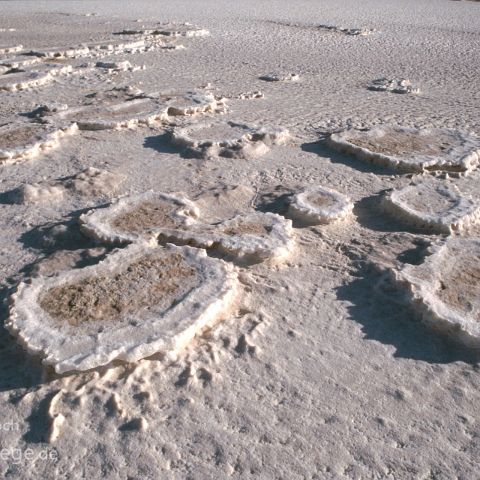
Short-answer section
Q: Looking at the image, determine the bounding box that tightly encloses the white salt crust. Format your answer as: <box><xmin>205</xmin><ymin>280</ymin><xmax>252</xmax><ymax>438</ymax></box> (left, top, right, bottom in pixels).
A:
<box><xmin>383</xmin><ymin>181</ymin><xmax>480</xmax><ymax>234</ymax></box>
<box><xmin>116</xmin><ymin>22</ymin><xmax>210</xmax><ymax>38</ymax></box>
<box><xmin>54</xmin><ymin>98</ymin><xmax>169</xmax><ymax>130</ymax></box>
<box><xmin>288</xmin><ymin>186</ymin><xmax>354</xmax><ymax>225</ymax></box>
<box><xmin>0</xmin><ymin>64</ymin><xmax>73</xmax><ymax>92</ymax></box>
<box><xmin>13</xmin><ymin>167</ymin><xmax>124</xmax><ymax>204</ymax></box>
<box><xmin>0</xmin><ymin>123</ymin><xmax>78</xmax><ymax>165</ymax></box>
<box><xmin>163</xmin><ymin>91</ymin><xmax>227</xmax><ymax>116</ymax></box>
<box><xmin>79</xmin><ymin>191</ymin><xmax>200</xmax><ymax>245</ymax></box>
<box><xmin>159</xmin><ymin>212</ymin><xmax>295</xmax><ymax>264</ymax></box>
<box><xmin>6</xmin><ymin>243</ymin><xmax>239</xmax><ymax>374</ymax></box>
<box><xmin>171</xmin><ymin>120</ymin><xmax>290</xmax><ymax>159</ymax></box>
<box><xmin>0</xmin><ymin>44</ymin><xmax>23</xmax><ymax>55</ymax></box>
<box><xmin>327</xmin><ymin>126</ymin><xmax>480</xmax><ymax>174</ymax></box>
<box><xmin>0</xmin><ymin>56</ymin><xmax>42</xmax><ymax>69</ymax></box>
<box><xmin>259</xmin><ymin>72</ymin><xmax>300</xmax><ymax>82</ymax></box>
<box><xmin>390</xmin><ymin>237</ymin><xmax>480</xmax><ymax>347</ymax></box>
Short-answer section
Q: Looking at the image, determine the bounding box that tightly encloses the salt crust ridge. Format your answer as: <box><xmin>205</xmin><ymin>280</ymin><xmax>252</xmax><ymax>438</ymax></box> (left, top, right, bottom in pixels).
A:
<box><xmin>327</xmin><ymin>126</ymin><xmax>480</xmax><ymax>174</ymax></box>
<box><xmin>0</xmin><ymin>122</ymin><xmax>78</xmax><ymax>165</ymax></box>
<box><xmin>79</xmin><ymin>191</ymin><xmax>200</xmax><ymax>245</ymax></box>
<box><xmin>13</xmin><ymin>167</ymin><xmax>124</xmax><ymax>204</ymax></box>
<box><xmin>171</xmin><ymin>120</ymin><xmax>290</xmax><ymax>159</ymax></box>
<box><xmin>390</xmin><ymin>237</ymin><xmax>480</xmax><ymax>347</ymax></box>
<box><xmin>288</xmin><ymin>186</ymin><xmax>354</xmax><ymax>225</ymax></box>
<box><xmin>383</xmin><ymin>181</ymin><xmax>480</xmax><ymax>233</ymax></box>
<box><xmin>7</xmin><ymin>242</ymin><xmax>239</xmax><ymax>373</ymax></box>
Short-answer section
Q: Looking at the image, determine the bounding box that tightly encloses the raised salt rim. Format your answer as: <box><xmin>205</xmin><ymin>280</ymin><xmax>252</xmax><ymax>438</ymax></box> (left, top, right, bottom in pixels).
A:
<box><xmin>160</xmin><ymin>212</ymin><xmax>295</xmax><ymax>263</ymax></box>
<box><xmin>170</xmin><ymin>120</ymin><xmax>290</xmax><ymax>159</ymax></box>
<box><xmin>327</xmin><ymin>126</ymin><xmax>480</xmax><ymax>174</ymax></box>
<box><xmin>391</xmin><ymin>237</ymin><xmax>480</xmax><ymax>347</ymax></box>
<box><xmin>384</xmin><ymin>181</ymin><xmax>480</xmax><ymax>233</ymax></box>
<box><xmin>0</xmin><ymin>122</ymin><xmax>78</xmax><ymax>165</ymax></box>
<box><xmin>259</xmin><ymin>72</ymin><xmax>300</xmax><ymax>82</ymax></box>
<box><xmin>6</xmin><ymin>242</ymin><xmax>239</xmax><ymax>373</ymax></box>
<box><xmin>288</xmin><ymin>186</ymin><xmax>354</xmax><ymax>225</ymax></box>
<box><xmin>0</xmin><ymin>63</ymin><xmax>73</xmax><ymax>92</ymax></box>
<box><xmin>163</xmin><ymin>91</ymin><xmax>227</xmax><ymax>116</ymax></box>
<box><xmin>0</xmin><ymin>56</ymin><xmax>42</xmax><ymax>69</ymax></box>
<box><xmin>79</xmin><ymin>191</ymin><xmax>200</xmax><ymax>245</ymax></box>
<box><xmin>368</xmin><ymin>78</ymin><xmax>420</xmax><ymax>94</ymax></box>
<box><xmin>54</xmin><ymin>98</ymin><xmax>169</xmax><ymax>130</ymax></box>
<box><xmin>27</xmin><ymin>45</ymin><xmax>91</xmax><ymax>59</ymax></box>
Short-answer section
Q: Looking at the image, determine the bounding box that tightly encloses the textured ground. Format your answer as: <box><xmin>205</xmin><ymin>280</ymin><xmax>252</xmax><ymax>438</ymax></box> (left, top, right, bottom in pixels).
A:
<box><xmin>0</xmin><ymin>0</ymin><xmax>479</xmax><ymax>479</ymax></box>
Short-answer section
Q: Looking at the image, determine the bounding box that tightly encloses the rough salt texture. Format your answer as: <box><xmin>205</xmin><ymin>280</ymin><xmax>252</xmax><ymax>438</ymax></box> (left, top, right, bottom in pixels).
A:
<box><xmin>171</xmin><ymin>120</ymin><xmax>290</xmax><ymax>159</ymax></box>
<box><xmin>163</xmin><ymin>91</ymin><xmax>227</xmax><ymax>116</ymax></box>
<box><xmin>12</xmin><ymin>167</ymin><xmax>124</xmax><ymax>204</ymax></box>
<box><xmin>383</xmin><ymin>180</ymin><xmax>480</xmax><ymax>233</ymax></box>
<box><xmin>0</xmin><ymin>122</ymin><xmax>78</xmax><ymax>165</ymax></box>
<box><xmin>0</xmin><ymin>44</ymin><xmax>23</xmax><ymax>55</ymax></box>
<box><xmin>0</xmin><ymin>63</ymin><xmax>73</xmax><ymax>92</ymax></box>
<box><xmin>327</xmin><ymin>126</ymin><xmax>480</xmax><ymax>173</ymax></box>
<box><xmin>80</xmin><ymin>191</ymin><xmax>200</xmax><ymax>245</ymax></box>
<box><xmin>368</xmin><ymin>78</ymin><xmax>420</xmax><ymax>94</ymax></box>
<box><xmin>259</xmin><ymin>72</ymin><xmax>300</xmax><ymax>82</ymax></box>
<box><xmin>53</xmin><ymin>98</ymin><xmax>169</xmax><ymax>130</ymax></box>
<box><xmin>390</xmin><ymin>237</ymin><xmax>480</xmax><ymax>347</ymax></box>
<box><xmin>0</xmin><ymin>55</ymin><xmax>42</xmax><ymax>69</ymax></box>
<box><xmin>95</xmin><ymin>60</ymin><xmax>143</xmax><ymax>72</ymax></box>
<box><xmin>7</xmin><ymin>243</ymin><xmax>238</xmax><ymax>373</ymax></box>
<box><xmin>288</xmin><ymin>186</ymin><xmax>354</xmax><ymax>225</ymax></box>
<box><xmin>159</xmin><ymin>212</ymin><xmax>295</xmax><ymax>264</ymax></box>
<box><xmin>116</xmin><ymin>22</ymin><xmax>209</xmax><ymax>38</ymax></box>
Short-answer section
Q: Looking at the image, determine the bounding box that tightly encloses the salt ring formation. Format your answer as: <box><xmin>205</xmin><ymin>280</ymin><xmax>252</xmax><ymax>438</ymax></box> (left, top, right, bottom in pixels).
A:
<box><xmin>1</xmin><ymin>2</ymin><xmax>480</xmax><ymax>477</ymax></box>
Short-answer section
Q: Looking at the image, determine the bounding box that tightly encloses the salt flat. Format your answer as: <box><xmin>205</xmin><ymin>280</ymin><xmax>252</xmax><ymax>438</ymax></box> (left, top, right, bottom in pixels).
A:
<box><xmin>0</xmin><ymin>0</ymin><xmax>479</xmax><ymax>478</ymax></box>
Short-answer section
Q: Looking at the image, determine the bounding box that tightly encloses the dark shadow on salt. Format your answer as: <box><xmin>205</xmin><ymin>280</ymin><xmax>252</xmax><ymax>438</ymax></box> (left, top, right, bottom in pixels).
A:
<box><xmin>23</xmin><ymin>390</ymin><xmax>59</xmax><ymax>443</ymax></box>
<box><xmin>336</xmin><ymin>261</ymin><xmax>480</xmax><ymax>365</ymax></box>
<box><xmin>143</xmin><ymin>133</ymin><xmax>182</xmax><ymax>155</ymax></box>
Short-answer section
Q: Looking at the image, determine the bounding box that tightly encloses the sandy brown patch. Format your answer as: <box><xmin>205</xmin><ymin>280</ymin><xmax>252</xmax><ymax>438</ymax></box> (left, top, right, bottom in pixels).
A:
<box><xmin>111</xmin><ymin>201</ymin><xmax>180</xmax><ymax>233</ymax></box>
<box><xmin>0</xmin><ymin>124</ymin><xmax>44</xmax><ymax>150</ymax></box>
<box><xmin>349</xmin><ymin>131</ymin><xmax>455</xmax><ymax>156</ymax></box>
<box><xmin>305</xmin><ymin>192</ymin><xmax>335</xmax><ymax>209</ymax></box>
<box><xmin>400</xmin><ymin>189</ymin><xmax>458</xmax><ymax>215</ymax></box>
<box><xmin>39</xmin><ymin>253</ymin><xmax>199</xmax><ymax>325</ymax></box>
<box><xmin>437</xmin><ymin>263</ymin><xmax>480</xmax><ymax>317</ymax></box>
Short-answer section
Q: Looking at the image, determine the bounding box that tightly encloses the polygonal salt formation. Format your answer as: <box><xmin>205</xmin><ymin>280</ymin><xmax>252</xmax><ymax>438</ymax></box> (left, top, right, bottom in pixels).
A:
<box><xmin>54</xmin><ymin>98</ymin><xmax>168</xmax><ymax>130</ymax></box>
<box><xmin>7</xmin><ymin>242</ymin><xmax>239</xmax><ymax>373</ymax></box>
<box><xmin>0</xmin><ymin>63</ymin><xmax>73</xmax><ymax>92</ymax></box>
<box><xmin>170</xmin><ymin>120</ymin><xmax>290</xmax><ymax>159</ymax></box>
<box><xmin>13</xmin><ymin>168</ymin><xmax>124</xmax><ymax>204</ymax></box>
<box><xmin>288</xmin><ymin>186</ymin><xmax>354</xmax><ymax>225</ymax></box>
<box><xmin>0</xmin><ymin>44</ymin><xmax>23</xmax><ymax>55</ymax></box>
<box><xmin>0</xmin><ymin>123</ymin><xmax>78</xmax><ymax>165</ymax></box>
<box><xmin>163</xmin><ymin>91</ymin><xmax>227</xmax><ymax>116</ymax></box>
<box><xmin>259</xmin><ymin>72</ymin><xmax>300</xmax><ymax>82</ymax></box>
<box><xmin>390</xmin><ymin>237</ymin><xmax>480</xmax><ymax>347</ymax></box>
<box><xmin>87</xmin><ymin>39</ymin><xmax>147</xmax><ymax>55</ymax></box>
<box><xmin>384</xmin><ymin>181</ymin><xmax>480</xmax><ymax>234</ymax></box>
<box><xmin>80</xmin><ymin>191</ymin><xmax>200</xmax><ymax>245</ymax></box>
<box><xmin>368</xmin><ymin>78</ymin><xmax>420</xmax><ymax>94</ymax></box>
<box><xmin>159</xmin><ymin>212</ymin><xmax>295</xmax><ymax>264</ymax></box>
<box><xmin>327</xmin><ymin>126</ymin><xmax>480</xmax><ymax>174</ymax></box>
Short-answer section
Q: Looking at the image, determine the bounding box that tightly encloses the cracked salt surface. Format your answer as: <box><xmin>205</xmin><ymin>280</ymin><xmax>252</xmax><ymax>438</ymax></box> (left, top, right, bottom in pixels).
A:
<box><xmin>7</xmin><ymin>242</ymin><xmax>239</xmax><ymax>373</ymax></box>
<box><xmin>327</xmin><ymin>126</ymin><xmax>480</xmax><ymax>174</ymax></box>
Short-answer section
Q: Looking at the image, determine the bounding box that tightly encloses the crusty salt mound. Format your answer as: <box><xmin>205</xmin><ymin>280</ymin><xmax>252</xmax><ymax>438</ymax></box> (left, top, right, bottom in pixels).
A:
<box><xmin>171</xmin><ymin>120</ymin><xmax>290</xmax><ymax>159</ymax></box>
<box><xmin>384</xmin><ymin>181</ymin><xmax>480</xmax><ymax>233</ymax></box>
<box><xmin>80</xmin><ymin>191</ymin><xmax>199</xmax><ymax>245</ymax></box>
<box><xmin>368</xmin><ymin>78</ymin><xmax>420</xmax><ymax>94</ymax></box>
<box><xmin>0</xmin><ymin>63</ymin><xmax>73</xmax><ymax>92</ymax></box>
<box><xmin>160</xmin><ymin>212</ymin><xmax>295</xmax><ymax>264</ymax></box>
<box><xmin>7</xmin><ymin>243</ymin><xmax>238</xmax><ymax>373</ymax></box>
<box><xmin>54</xmin><ymin>98</ymin><xmax>168</xmax><ymax>130</ymax></box>
<box><xmin>95</xmin><ymin>60</ymin><xmax>143</xmax><ymax>72</ymax></box>
<box><xmin>87</xmin><ymin>39</ymin><xmax>147</xmax><ymax>55</ymax></box>
<box><xmin>163</xmin><ymin>91</ymin><xmax>227</xmax><ymax>116</ymax></box>
<box><xmin>327</xmin><ymin>126</ymin><xmax>480</xmax><ymax>173</ymax></box>
<box><xmin>0</xmin><ymin>122</ymin><xmax>78</xmax><ymax>165</ymax></box>
<box><xmin>27</xmin><ymin>45</ymin><xmax>91</xmax><ymax>59</ymax></box>
<box><xmin>0</xmin><ymin>44</ymin><xmax>23</xmax><ymax>55</ymax></box>
<box><xmin>288</xmin><ymin>186</ymin><xmax>354</xmax><ymax>225</ymax></box>
<box><xmin>13</xmin><ymin>168</ymin><xmax>124</xmax><ymax>204</ymax></box>
<box><xmin>259</xmin><ymin>72</ymin><xmax>300</xmax><ymax>82</ymax></box>
<box><xmin>390</xmin><ymin>237</ymin><xmax>480</xmax><ymax>347</ymax></box>
<box><xmin>233</xmin><ymin>91</ymin><xmax>264</xmax><ymax>100</ymax></box>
